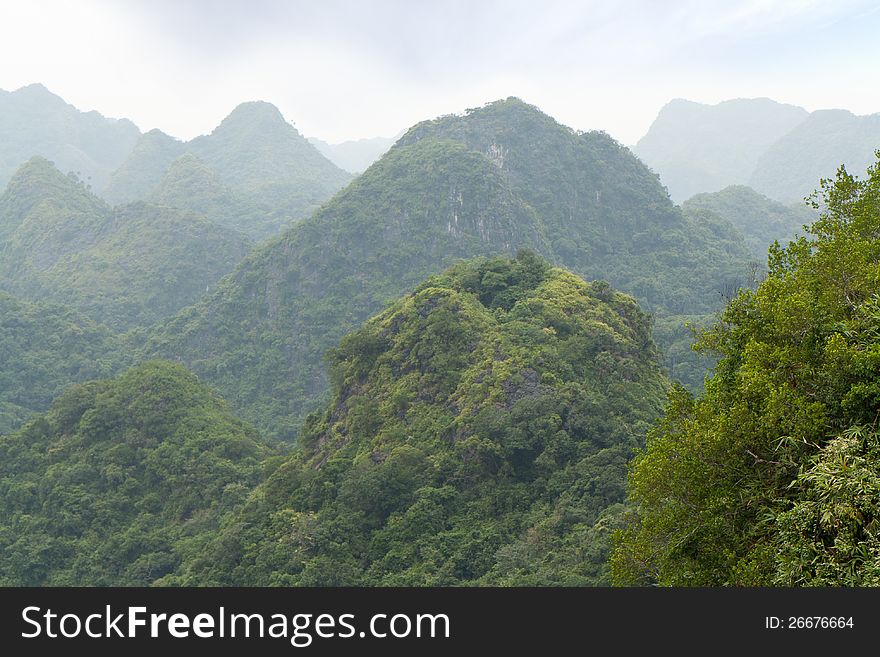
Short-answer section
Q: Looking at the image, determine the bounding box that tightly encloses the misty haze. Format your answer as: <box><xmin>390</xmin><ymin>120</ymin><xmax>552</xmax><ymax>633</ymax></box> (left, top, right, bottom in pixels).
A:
<box><xmin>1</xmin><ymin>0</ymin><xmax>879</xmax><ymax>592</ymax></box>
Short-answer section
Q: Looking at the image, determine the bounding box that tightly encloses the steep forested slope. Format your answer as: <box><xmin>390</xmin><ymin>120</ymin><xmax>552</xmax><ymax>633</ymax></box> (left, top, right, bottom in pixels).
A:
<box><xmin>104</xmin><ymin>102</ymin><xmax>352</xmax><ymax>239</ymax></box>
<box><xmin>398</xmin><ymin>98</ymin><xmax>752</xmax><ymax>315</ymax></box>
<box><xmin>0</xmin><ymin>361</ymin><xmax>279</xmax><ymax>586</ymax></box>
<box><xmin>682</xmin><ymin>185</ymin><xmax>815</xmax><ymax>258</ymax></box>
<box><xmin>0</xmin><ymin>157</ymin><xmax>251</xmax><ymax>330</ymax></box>
<box><xmin>171</xmin><ymin>254</ymin><xmax>668</xmax><ymax>585</ymax></box>
<box><xmin>613</xmin><ymin>154</ymin><xmax>880</xmax><ymax>586</ymax></box>
<box><xmin>143</xmin><ymin>99</ymin><xmax>750</xmax><ymax>438</ymax></box>
<box><xmin>0</xmin><ymin>83</ymin><xmax>141</xmax><ymax>193</ymax></box>
<box><xmin>0</xmin><ymin>293</ymin><xmax>120</xmax><ymax>434</ymax></box>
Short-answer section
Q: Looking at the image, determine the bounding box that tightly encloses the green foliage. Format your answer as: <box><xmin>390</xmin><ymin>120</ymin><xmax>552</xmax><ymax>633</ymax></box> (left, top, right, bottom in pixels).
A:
<box><xmin>613</xmin><ymin>153</ymin><xmax>880</xmax><ymax>585</ymax></box>
<box><xmin>0</xmin><ymin>292</ymin><xmax>121</xmax><ymax>434</ymax></box>
<box><xmin>173</xmin><ymin>254</ymin><xmax>669</xmax><ymax>585</ymax></box>
<box><xmin>143</xmin><ymin>137</ymin><xmax>548</xmax><ymax>439</ymax></box>
<box><xmin>144</xmin><ymin>98</ymin><xmax>751</xmax><ymax>438</ymax></box>
<box><xmin>0</xmin><ymin>157</ymin><xmax>251</xmax><ymax>330</ymax></box>
<box><xmin>0</xmin><ymin>361</ymin><xmax>279</xmax><ymax>585</ymax></box>
<box><xmin>683</xmin><ymin>185</ymin><xmax>816</xmax><ymax>259</ymax></box>
<box><xmin>0</xmin><ymin>83</ymin><xmax>140</xmax><ymax>193</ymax></box>
<box><xmin>104</xmin><ymin>102</ymin><xmax>352</xmax><ymax>239</ymax></box>
<box><xmin>399</xmin><ymin>98</ymin><xmax>753</xmax><ymax>318</ymax></box>
<box><xmin>774</xmin><ymin>426</ymin><xmax>880</xmax><ymax>586</ymax></box>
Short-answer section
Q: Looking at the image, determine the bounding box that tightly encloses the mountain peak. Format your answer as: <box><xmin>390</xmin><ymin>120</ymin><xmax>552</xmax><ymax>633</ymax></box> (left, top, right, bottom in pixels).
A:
<box><xmin>0</xmin><ymin>156</ymin><xmax>106</xmax><ymax>242</ymax></box>
<box><xmin>4</xmin><ymin>155</ymin><xmax>85</xmax><ymax>197</ymax></box>
<box><xmin>214</xmin><ymin>100</ymin><xmax>292</xmax><ymax>135</ymax></box>
<box><xmin>11</xmin><ymin>154</ymin><xmax>62</xmax><ymax>177</ymax></box>
<box><xmin>634</xmin><ymin>96</ymin><xmax>810</xmax><ymax>201</ymax></box>
<box><xmin>13</xmin><ymin>82</ymin><xmax>57</xmax><ymax>99</ymax></box>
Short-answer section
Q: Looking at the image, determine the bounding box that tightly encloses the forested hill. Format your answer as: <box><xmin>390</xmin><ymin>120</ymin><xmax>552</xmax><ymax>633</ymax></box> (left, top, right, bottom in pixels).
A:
<box><xmin>613</xmin><ymin>153</ymin><xmax>880</xmax><ymax>586</ymax></box>
<box><xmin>0</xmin><ymin>83</ymin><xmax>140</xmax><ymax>193</ymax></box>
<box><xmin>149</xmin><ymin>153</ymin><xmax>244</xmax><ymax>230</ymax></box>
<box><xmin>0</xmin><ymin>361</ymin><xmax>279</xmax><ymax>585</ymax></box>
<box><xmin>103</xmin><ymin>101</ymin><xmax>352</xmax><ymax>239</ymax></box>
<box><xmin>143</xmin><ymin>98</ymin><xmax>752</xmax><ymax>439</ymax></box>
<box><xmin>682</xmin><ymin>185</ymin><xmax>815</xmax><ymax>259</ymax></box>
<box><xmin>0</xmin><ymin>154</ymin><xmax>107</xmax><ymax>242</ymax></box>
<box><xmin>397</xmin><ymin>97</ymin><xmax>751</xmax><ymax>314</ymax></box>
<box><xmin>0</xmin><ymin>156</ymin><xmax>252</xmax><ymax>330</ymax></box>
<box><xmin>101</xmin><ymin>129</ymin><xmax>184</xmax><ymax>205</ymax></box>
<box><xmin>169</xmin><ymin>254</ymin><xmax>669</xmax><ymax>585</ymax></box>
<box><xmin>143</xmin><ymin>137</ymin><xmax>548</xmax><ymax>439</ymax></box>
<box><xmin>0</xmin><ymin>292</ymin><xmax>120</xmax><ymax>435</ymax></box>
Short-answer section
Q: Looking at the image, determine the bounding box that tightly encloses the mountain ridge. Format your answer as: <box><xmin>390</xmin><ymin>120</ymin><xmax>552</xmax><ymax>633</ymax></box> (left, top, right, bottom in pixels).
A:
<box><xmin>635</xmin><ymin>96</ymin><xmax>880</xmax><ymax>203</ymax></box>
<box><xmin>0</xmin><ymin>83</ymin><xmax>141</xmax><ymax>193</ymax></box>
<box><xmin>142</xmin><ymin>97</ymin><xmax>753</xmax><ymax>438</ymax></box>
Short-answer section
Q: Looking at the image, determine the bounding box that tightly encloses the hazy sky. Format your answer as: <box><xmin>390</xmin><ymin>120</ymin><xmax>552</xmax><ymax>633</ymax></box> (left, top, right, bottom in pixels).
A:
<box><xmin>1</xmin><ymin>0</ymin><xmax>879</xmax><ymax>144</ymax></box>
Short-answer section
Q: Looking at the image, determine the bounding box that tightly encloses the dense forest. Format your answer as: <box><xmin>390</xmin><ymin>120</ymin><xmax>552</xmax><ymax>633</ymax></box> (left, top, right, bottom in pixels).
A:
<box><xmin>0</xmin><ymin>361</ymin><xmax>278</xmax><ymax>585</ymax></box>
<box><xmin>0</xmin><ymin>157</ymin><xmax>252</xmax><ymax>330</ymax></box>
<box><xmin>0</xmin><ymin>83</ymin><xmax>878</xmax><ymax>588</ymax></box>
<box><xmin>612</xmin><ymin>154</ymin><xmax>880</xmax><ymax>585</ymax></box>
<box><xmin>141</xmin><ymin>98</ymin><xmax>755</xmax><ymax>441</ymax></box>
<box><xmin>168</xmin><ymin>253</ymin><xmax>668</xmax><ymax>585</ymax></box>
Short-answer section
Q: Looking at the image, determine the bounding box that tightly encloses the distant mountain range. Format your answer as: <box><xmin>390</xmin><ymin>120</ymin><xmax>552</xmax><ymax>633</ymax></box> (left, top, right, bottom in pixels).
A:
<box><xmin>1</xmin><ymin>84</ymin><xmax>352</xmax><ymax>240</ymax></box>
<box><xmin>104</xmin><ymin>100</ymin><xmax>353</xmax><ymax>239</ymax></box>
<box><xmin>309</xmin><ymin>134</ymin><xmax>400</xmax><ymax>173</ymax></box>
<box><xmin>141</xmin><ymin>97</ymin><xmax>755</xmax><ymax>438</ymax></box>
<box><xmin>635</xmin><ymin>98</ymin><xmax>880</xmax><ymax>203</ymax></box>
<box><xmin>0</xmin><ymin>156</ymin><xmax>252</xmax><ymax>330</ymax></box>
<box><xmin>0</xmin><ymin>83</ymin><xmax>140</xmax><ymax>193</ymax></box>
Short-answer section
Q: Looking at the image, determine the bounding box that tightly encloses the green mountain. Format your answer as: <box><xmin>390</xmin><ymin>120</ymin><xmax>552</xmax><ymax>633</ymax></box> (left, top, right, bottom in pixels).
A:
<box><xmin>149</xmin><ymin>153</ymin><xmax>245</xmax><ymax>228</ymax></box>
<box><xmin>101</xmin><ymin>128</ymin><xmax>184</xmax><ymax>205</ymax></box>
<box><xmin>0</xmin><ymin>157</ymin><xmax>252</xmax><ymax>330</ymax></box>
<box><xmin>171</xmin><ymin>254</ymin><xmax>668</xmax><ymax>585</ymax></box>
<box><xmin>144</xmin><ymin>98</ymin><xmax>751</xmax><ymax>439</ymax></box>
<box><xmin>0</xmin><ymin>361</ymin><xmax>278</xmax><ymax>585</ymax></box>
<box><xmin>613</xmin><ymin>154</ymin><xmax>880</xmax><ymax>586</ymax></box>
<box><xmin>104</xmin><ymin>101</ymin><xmax>352</xmax><ymax>239</ymax></box>
<box><xmin>0</xmin><ymin>83</ymin><xmax>141</xmax><ymax>193</ymax></box>
<box><xmin>0</xmin><ymin>153</ymin><xmax>107</xmax><ymax>243</ymax></box>
<box><xmin>634</xmin><ymin>98</ymin><xmax>809</xmax><ymax>202</ymax></box>
<box><xmin>144</xmin><ymin>137</ymin><xmax>547</xmax><ymax>439</ymax></box>
<box><xmin>0</xmin><ymin>292</ymin><xmax>120</xmax><ymax>435</ymax></box>
<box><xmin>396</xmin><ymin>98</ymin><xmax>752</xmax><ymax>313</ymax></box>
<box><xmin>682</xmin><ymin>185</ymin><xmax>816</xmax><ymax>258</ymax></box>
<box><xmin>749</xmin><ymin>109</ymin><xmax>880</xmax><ymax>202</ymax></box>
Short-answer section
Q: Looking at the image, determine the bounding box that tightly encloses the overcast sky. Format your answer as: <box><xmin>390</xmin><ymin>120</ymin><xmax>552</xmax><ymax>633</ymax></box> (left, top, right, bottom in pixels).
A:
<box><xmin>1</xmin><ymin>0</ymin><xmax>879</xmax><ymax>144</ymax></box>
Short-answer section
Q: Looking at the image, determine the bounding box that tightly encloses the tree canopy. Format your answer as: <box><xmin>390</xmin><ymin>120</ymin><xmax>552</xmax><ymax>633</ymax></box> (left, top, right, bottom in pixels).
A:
<box><xmin>612</xmin><ymin>152</ymin><xmax>880</xmax><ymax>586</ymax></box>
<box><xmin>0</xmin><ymin>361</ymin><xmax>279</xmax><ymax>585</ymax></box>
<box><xmin>169</xmin><ymin>253</ymin><xmax>669</xmax><ymax>585</ymax></box>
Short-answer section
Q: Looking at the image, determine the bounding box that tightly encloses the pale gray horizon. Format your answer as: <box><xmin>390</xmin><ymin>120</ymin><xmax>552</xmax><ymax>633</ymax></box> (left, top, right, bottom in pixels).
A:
<box><xmin>2</xmin><ymin>0</ymin><xmax>879</xmax><ymax>145</ymax></box>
